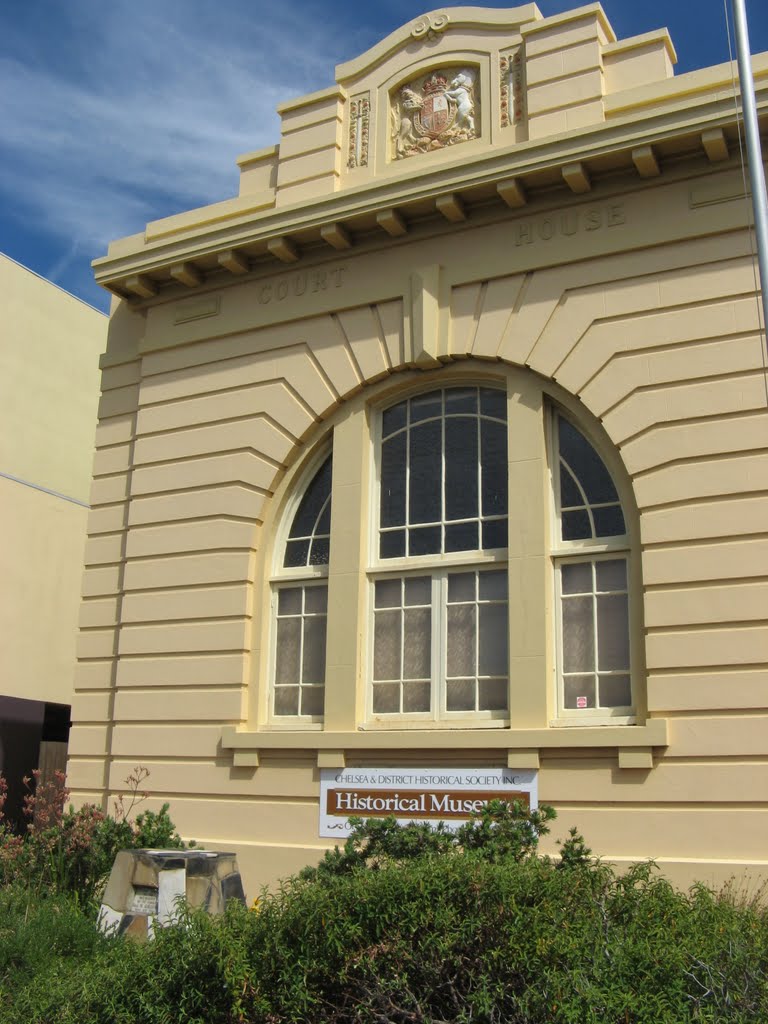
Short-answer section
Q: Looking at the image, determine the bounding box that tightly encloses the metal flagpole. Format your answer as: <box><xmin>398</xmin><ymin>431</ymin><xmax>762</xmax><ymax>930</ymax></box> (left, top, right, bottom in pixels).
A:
<box><xmin>730</xmin><ymin>0</ymin><xmax>768</xmax><ymax>339</ymax></box>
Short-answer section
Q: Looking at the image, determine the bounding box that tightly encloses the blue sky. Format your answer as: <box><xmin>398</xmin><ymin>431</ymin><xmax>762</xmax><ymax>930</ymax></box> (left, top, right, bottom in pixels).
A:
<box><xmin>1</xmin><ymin>0</ymin><xmax>766</xmax><ymax>312</ymax></box>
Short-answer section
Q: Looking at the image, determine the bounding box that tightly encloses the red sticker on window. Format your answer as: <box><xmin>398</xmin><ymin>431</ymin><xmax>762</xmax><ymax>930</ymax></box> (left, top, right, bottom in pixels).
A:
<box><xmin>576</xmin><ymin>696</ymin><xmax>588</xmax><ymax>709</ymax></box>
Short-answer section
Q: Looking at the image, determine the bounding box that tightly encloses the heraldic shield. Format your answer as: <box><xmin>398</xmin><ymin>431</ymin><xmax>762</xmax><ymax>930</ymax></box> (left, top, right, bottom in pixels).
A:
<box><xmin>392</xmin><ymin>67</ymin><xmax>479</xmax><ymax>159</ymax></box>
<box><xmin>416</xmin><ymin>77</ymin><xmax>456</xmax><ymax>138</ymax></box>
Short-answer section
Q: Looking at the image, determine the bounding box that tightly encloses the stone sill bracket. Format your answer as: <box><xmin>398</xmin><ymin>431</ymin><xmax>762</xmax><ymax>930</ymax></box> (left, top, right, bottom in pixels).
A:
<box><xmin>222</xmin><ymin>720</ymin><xmax>667</xmax><ymax>773</ymax></box>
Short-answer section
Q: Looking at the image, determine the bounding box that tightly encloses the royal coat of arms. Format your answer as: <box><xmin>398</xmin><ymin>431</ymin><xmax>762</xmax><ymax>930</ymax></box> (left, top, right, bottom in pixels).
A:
<box><xmin>392</xmin><ymin>68</ymin><xmax>479</xmax><ymax>160</ymax></box>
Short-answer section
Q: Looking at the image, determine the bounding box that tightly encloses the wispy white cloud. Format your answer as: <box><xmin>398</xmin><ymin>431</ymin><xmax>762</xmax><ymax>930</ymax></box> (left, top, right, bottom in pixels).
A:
<box><xmin>3</xmin><ymin>0</ymin><xmax>763</xmax><ymax>308</ymax></box>
<box><xmin>0</xmin><ymin>0</ymin><xmax>356</xmax><ymax>300</ymax></box>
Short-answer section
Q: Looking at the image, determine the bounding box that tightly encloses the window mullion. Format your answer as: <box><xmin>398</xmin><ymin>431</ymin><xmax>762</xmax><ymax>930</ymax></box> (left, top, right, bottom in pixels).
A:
<box><xmin>433</xmin><ymin>573</ymin><xmax>443</xmax><ymax>721</ymax></box>
<box><xmin>298</xmin><ymin>591</ymin><xmax>306</xmax><ymax>712</ymax></box>
<box><xmin>405</xmin><ymin>405</ymin><xmax>411</xmax><ymax>554</ymax></box>
<box><xmin>591</xmin><ymin>562</ymin><xmax>599</xmax><ymax>708</ymax></box>
<box><xmin>441</xmin><ymin>400</ymin><xmax>446</xmax><ymax>551</ymax></box>
<box><xmin>476</xmin><ymin>406</ymin><xmax>482</xmax><ymax>539</ymax></box>
<box><xmin>473</xmin><ymin>581</ymin><xmax>480</xmax><ymax>712</ymax></box>
<box><xmin>399</xmin><ymin>584</ymin><xmax>405</xmax><ymax>714</ymax></box>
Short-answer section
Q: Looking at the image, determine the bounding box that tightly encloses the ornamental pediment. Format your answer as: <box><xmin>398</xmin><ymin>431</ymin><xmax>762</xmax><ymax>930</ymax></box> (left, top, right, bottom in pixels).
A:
<box><xmin>340</xmin><ymin>6</ymin><xmax>536</xmax><ymax>175</ymax></box>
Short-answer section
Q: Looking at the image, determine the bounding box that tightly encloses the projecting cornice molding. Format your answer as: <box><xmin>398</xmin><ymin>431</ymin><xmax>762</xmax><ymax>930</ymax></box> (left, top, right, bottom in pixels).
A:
<box><xmin>93</xmin><ymin>58</ymin><xmax>768</xmax><ymax>303</ymax></box>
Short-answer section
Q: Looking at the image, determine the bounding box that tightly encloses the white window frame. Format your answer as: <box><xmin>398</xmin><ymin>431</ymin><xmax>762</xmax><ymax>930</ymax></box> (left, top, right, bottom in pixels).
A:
<box><xmin>267</xmin><ymin>445</ymin><xmax>332</xmax><ymax>728</ymax></box>
<box><xmin>367</xmin><ymin>383</ymin><xmax>510</xmax><ymax>728</ymax></box>
<box><xmin>548</xmin><ymin>408</ymin><xmax>636</xmax><ymax>724</ymax></box>
<box><xmin>366</xmin><ymin>566</ymin><xmax>511</xmax><ymax>727</ymax></box>
<box><xmin>258</xmin><ymin>367</ymin><xmax>642</xmax><ymax>737</ymax></box>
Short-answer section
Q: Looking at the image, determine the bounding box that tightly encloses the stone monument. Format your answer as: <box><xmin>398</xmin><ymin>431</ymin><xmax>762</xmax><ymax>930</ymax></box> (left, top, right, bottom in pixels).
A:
<box><xmin>98</xmin><ymin>849</ymin><xmax>246</xmax><ymax>940</ymax></box>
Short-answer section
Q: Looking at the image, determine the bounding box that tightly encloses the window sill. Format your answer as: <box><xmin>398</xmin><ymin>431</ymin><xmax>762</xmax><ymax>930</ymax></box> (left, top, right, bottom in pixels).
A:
<box><xmin>221</xmin><ymin>719</ymin><xmax>668</xmax><ymax>770</ymax></box>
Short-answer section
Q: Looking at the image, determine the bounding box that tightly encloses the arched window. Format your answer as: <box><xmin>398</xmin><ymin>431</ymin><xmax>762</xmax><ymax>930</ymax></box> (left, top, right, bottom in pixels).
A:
<box><xmin>265</xmin><ymin>372</ymin><xmax>637</xmax><ymax>730</ymax></box>
<box><xmin>271</xmin><ymin>454</ymin><xmax>332</xmax><ymax>720</ymax></box>
<box><xmin>372</xmin><ymin>386</ymin><xmax>509</xmax><ymax>721</ymax></box>
<box><xmin>552</xmin><ymin>413</ymin><xmax>632</xmax><ymax>717</ymax></box>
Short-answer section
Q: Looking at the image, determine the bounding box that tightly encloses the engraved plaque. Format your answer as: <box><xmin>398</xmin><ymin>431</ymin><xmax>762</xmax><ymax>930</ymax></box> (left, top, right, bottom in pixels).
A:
<box><xmin>130</xmin><ymin>885</ymin><xmax>158</xmax><ymax>915</ymax></box>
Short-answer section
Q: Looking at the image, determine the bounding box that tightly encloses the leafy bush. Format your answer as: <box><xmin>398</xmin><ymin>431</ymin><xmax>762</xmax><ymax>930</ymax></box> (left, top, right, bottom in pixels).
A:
<box><xmin>301</xmin><ymin>799</ymin><xmax>559</xmax><ymax>880</ymax></box>
<box><xmin>2</xmin><ymin>805</ymin><xmax>767</xmax><ymax>1023</ymax></box>
<box><xmin>0</xmin><ymin>766</ymin><xmax>187</xmax><ymax>909</ymax></box>
<box><xmin>0</xmin><ymin>883</ymin><xmax>111</xmax><ymax>999</ymax></box>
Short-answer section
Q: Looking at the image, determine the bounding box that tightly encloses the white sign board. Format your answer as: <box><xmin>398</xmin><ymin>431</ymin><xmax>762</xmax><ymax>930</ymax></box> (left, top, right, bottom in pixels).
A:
<box><xmin>320</xmin><ymin>766</ymin><xmax>538</xmax><ymax>838</ymax></box>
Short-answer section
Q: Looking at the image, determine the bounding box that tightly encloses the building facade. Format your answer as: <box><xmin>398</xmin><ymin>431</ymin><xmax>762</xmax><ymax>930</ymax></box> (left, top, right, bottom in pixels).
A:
<box><xmin>1</xmin><ymin>254</ymin><xmax>105</xmax><ymax>824</ymax></box>
<box><xmin>69</xmin><ymin>3</ymin><xmax>768</xmax><ymax>895</ymax></box>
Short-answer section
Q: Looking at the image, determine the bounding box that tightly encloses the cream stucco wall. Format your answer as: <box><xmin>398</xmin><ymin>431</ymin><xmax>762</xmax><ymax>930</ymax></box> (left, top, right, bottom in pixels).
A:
<box><xmin>71</xmin><ymin>4</ymin><xmax>768</xmax><ymax>898</ymax></box>
<box><xmin>0</xmin><ymin>255</ymin><xmax>106</xmax><ymax>705</ymax></box>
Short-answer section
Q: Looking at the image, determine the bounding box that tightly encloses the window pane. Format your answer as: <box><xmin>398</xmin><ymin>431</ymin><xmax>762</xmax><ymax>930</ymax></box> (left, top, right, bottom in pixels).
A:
<box><xmin>559</xmin><ymin>465</ymin><xmax>582</xmax><ymax>509</ymax></box>
<box><xmin>274</xmin><ymin>686</ymin><xmax>299</xmax><ymax>716</ymax></box>
<box><xmin>375</xmin><ymin>578</ymin><xmax>401</xmax><ymax>609</ymax></box>
<box><xmin>283</xmin><ymin>457</ymin><xmax>333</xmax><ymax>569</ymax></box>
<box><xmin>481</xmin><ymin>420</ymin><xmax>508</xmax><ymax>516</ymax></box>
<box><xmin>479</xmin><ymin>603</ymin><xmax>508</xmax><ymax>676</ymax></box>
<box><xmin>599</xmin><ymin>675</ymin><xmax>632</xmax><ymax>708</ymax></box>
<box><xmin>445</xmin><ymin>387</ymin><xmax>477</xmax><ymax>414</ymax></box>
<box><xmin>558</xmin><ymin>418</ymin><xmax>618</xmax><ymax>504</ymax></box>
<box><xmin>410</xmin><ymin>392</ymin><xmax>442</xmax><ymax>423</ymax></box>
<box><xmin>278</xmin><ymin>588</ymin><xmax>302</xmax><ymax>615</ymax></box>
<box><xmin>446</xmin><ymin>679</ymin><xmax>476</xmax><ymax>712</ymax></box>
<box><xmin>409</xmin><ymin>421</ymin><xmax>441</xmax><ymax>524</ymax></box>
<box><xmin>403</xmin><ymin>681</ymin><xmax>431</xmax><ymax>713</ymax></box>
<box><xmin>447</xmin><ymin>604</ymin><xmax>475</xmax><ymax>676</ymax></box>
<box><xmin>373</xmin><ymin>683</ymin><xmax>400</xmax><ymax>713</ymax></box>
<box><xmin>562</xmin><ymin>596</ymin><xmax>594</xmax><ymax>673</ymax></box>
<box><xmin>304</xmin><ymin>586</ymin><xmax>328</xmax><ymax>614</ymax></box>
<box><xmin>479</xmin><ymin>570</ymin><xmax>507</xmax><ymax>600</ymax></box>
<box><xmin>284</xmin><ymin>539</ymin><xmax>310</xmax><ymax>567</ymax></box>
<box><xmin>479</xmin><ymin>678</ymin><xmax>508</xmax><ymax>711</ymax></box>
<box><xmin>593</xmin><ymin>505</ymin><xmax>626</xmax><ymax>538</ymax></box>
<box><xmin>480</xmin><ymin>388</ymin><xmax>506</xmax><ymax>420</ymax></box>
<box><xmin>315</xmin><ymin>502</ymin><xmax>331</xmax><ymax>535</ymax></box>
<box><xmin>596</xmin><ymin>559</ymin><xmax>626</xmax><ymax>592</ymax></box>
<box><xmin>380</xmin><ymin>529</ymin><xmax>405</xmax><ymax>559</ymax></box>
<box><xmin>445</xmin><ymin>522</ymin><xmax>478</xmax><ymax>552</ymax></box>
<box><xmin>382</xmin><ymin>402</ymin><xmax>406</xmax><ymax>438</ymax></box>
<box><xmin>482</xmin><ymin>519</ymin><xmax>508</xmax><ymax>549</ymax></box>
<box><xmin>381</xmin><ymin>433</ymin><xmax>406</xmax><ymax>528</ymax></box>
<box><xmin>404</xmin><ymin>576</ymin><xmax>431</xmax><ymax>606</ymax></box>
<box><xmin>409</xmin><ymin>525</ymin><xmax>440</xmax><ymax>556</ymax></box>
<box><xmin>379</xmin><ymin>387</ymin><xmax>508</xmax><ymax>561</ymax></box>
<box><xmin>300</xmin><ymin>686</ymin><xmax>324</xmax><ymax>716</ymax></box>
<box><xmin>561</xmin><ymin>563</ymin><xmax>592</xmax><ymax>595</ymax></box>
<box><xmin>561</xmin><ymin>509</ymin><xmax>592</xmax><ymax>540</ymax></box>
<box><xmin>309</xmin><ymin>537</ymin><xmax>330</xmax><ymax>565</ymax></box>
<box><xmin>288</xmin><ymin>457</ymin><xmax>333</xmax><ymax>538</ymax></box>
<box><xmin>302</xmin><ymin>617</ymin><xmax>327</xmax><ymax>684</ymax></box>
<box><xmin>374</xmin><ymin>610</ymin><xmax>401</xmax><ymax>679</ymax></box>
<box><xmin>275</xmin><ymin>619</ymin><xmax>300</xmax><ymax>683</ymax></box>
<box><xmin>597</xmin><ymin>594</ymin><xmax>629</xmax><ymax>671</ymax></box>
<box><xmin>564</xmin><ymin>675</ymin><xmax>595</xmax><ymax>709</ymax></box>
<box><xmin>445</xmin><ymin>417</ymin><xmax>478</xmax><ymax>521</ymax></box>
<box><xmin>403</xmin><ymin>608</ymin><xmax>431</xmax><ymax>678</ymax></box>
<box><xmin>448</xmin><ymin>572</ymin><xmax>475</xmax><ymax>602</ymax></box>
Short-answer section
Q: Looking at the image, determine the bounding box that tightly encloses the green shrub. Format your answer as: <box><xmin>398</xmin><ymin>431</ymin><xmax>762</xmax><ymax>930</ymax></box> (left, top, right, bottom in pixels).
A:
<box><xmin>2</xmin><ymin>805</ymin><xmax>767</xmax><ymax>1023</ymax></box>
<box><xmin>0</xmin><ymin>766</ymin><xmax>187</xmax><ymax>910</ymax></box>
<box><xmin>301</xmin><ymin>799</ymin><xmax>559</xmax><ymax>881</ymax></box>
<box><xmin>0</xmin><ymin>883</ymin><xmax>111</xmax><ymax>999</ymax></box>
